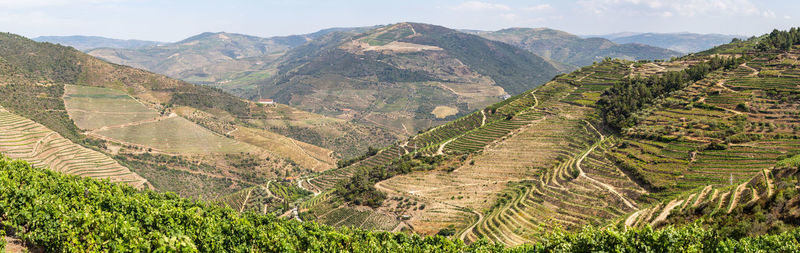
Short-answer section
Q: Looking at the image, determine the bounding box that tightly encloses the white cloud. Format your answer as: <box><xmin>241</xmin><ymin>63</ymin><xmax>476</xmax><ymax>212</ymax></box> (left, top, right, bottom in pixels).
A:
<box><xmin>524</xmin><ymin>4</ymin><xmax>552</xmax><ymax>11</ymax></box>
<box><xmin>453</xmin><ymin>1</ymin><xmax>511</xmax><ymax>11</ymax></box>
<box><xmin>578</xmin><ymin>0</ymin><xmax>776</xmax><ymax>18</ymax></box>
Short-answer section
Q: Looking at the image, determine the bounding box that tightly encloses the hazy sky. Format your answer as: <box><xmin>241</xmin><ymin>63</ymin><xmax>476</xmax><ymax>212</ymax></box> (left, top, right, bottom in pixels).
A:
<box><xmin>1</xmin><ymin>0</ymin><xmax>797</xmax><ymax>42</ymax></box>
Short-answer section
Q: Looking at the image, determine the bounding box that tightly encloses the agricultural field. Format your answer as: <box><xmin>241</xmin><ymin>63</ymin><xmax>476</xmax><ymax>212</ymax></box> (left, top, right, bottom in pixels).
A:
<box><xmin>95</xmin><ymin>116</ymin><xmax>255</xmax><ymax>153</ymax></box>
<box><xmin>63</xmin><ymin>84</ymin><xmax>160</xmax><ymax>130</ymax></box>
<box><xmin>64</xmin><ymin>84</ymin><xmax>256</xmax><ymax>154</ymax></box>
<box><xmin>229</xmin><ymin>126</ymin><xmax>336</xmax><ymax>172</ymax></box>
<box><xmin>0</xmin><ymin>105</ymin><xmax>147</xmax><ymax>188</ymax></box>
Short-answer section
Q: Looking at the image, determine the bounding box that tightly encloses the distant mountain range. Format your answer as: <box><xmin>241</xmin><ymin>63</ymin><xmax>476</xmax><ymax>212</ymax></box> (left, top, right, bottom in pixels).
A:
<box><xmin>33</xmin><ymin>35</ymin><xmax>163</xmax><ymax>51</ymax></box>
<box><xmin>47</xmin><ymin>25</ymin><xmax>746</xmax><ymax>137</ymax></box>
<box><xmin>582</xmin><ymin>32</ymin><xmax>746</xmax><ymax>53</ymax></box>
<box><xmin>255</xmin><ymin>22</ymin><xmax>561</xmax><ymax>134</ymax></box>
<box><xmin>79</xmin><ymin>23</ymin><xmax>562</xmax><ymax>135</ymax></box>
<box><xmin>472</xmin><ymin>28</ymin><xmax>682</xmax><ymax>69</ymax></box>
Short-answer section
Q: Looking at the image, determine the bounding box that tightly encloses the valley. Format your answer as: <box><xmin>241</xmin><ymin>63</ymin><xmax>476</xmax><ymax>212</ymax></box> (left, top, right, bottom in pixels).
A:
<box><xmin>281</xmin><ymin>29</ymin><xmax>800</xmax><ymax>247</ymax></box>
<box><xmin>1</xmin><ymin>8</ymin><xmax>799</xmax><ymax>250</ymax></box>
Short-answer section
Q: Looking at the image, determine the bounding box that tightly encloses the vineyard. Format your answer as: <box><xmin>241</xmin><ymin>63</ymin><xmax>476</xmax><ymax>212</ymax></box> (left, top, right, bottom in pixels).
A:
<box><xmin>353</xmin><ymin>46</ymin><xmax>800</xmax><ymax>246</ymax></box>
<box><xmin>2</xmin><ymin>154</ymin><xmax>800</xmax><ymax>251</ymax></box>
<box><xmin>0</xmin><ymin>105</ymin><xmax>147</xmax><ymax>188</ymax></box>
<box><xmin>613</xmin><ymin>48</ymin><xmax>800</xmax><ymax>193</ymax></box>
<box><xmin>624</xmin><ymin>169</ymin><xmax>771</xmax><ymax>228</ymax></box>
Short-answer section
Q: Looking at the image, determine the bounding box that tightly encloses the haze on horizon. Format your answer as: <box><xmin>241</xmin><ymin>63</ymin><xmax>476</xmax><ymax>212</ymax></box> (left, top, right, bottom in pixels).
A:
<box><xmin>0</xmin><ymin>0</ymin><xmax>797</xmax><ymax>42</ymax></box>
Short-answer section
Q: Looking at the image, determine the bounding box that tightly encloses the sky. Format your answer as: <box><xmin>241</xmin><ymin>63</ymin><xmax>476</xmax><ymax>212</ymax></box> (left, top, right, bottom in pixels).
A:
<box><xmin>0</xmin><ymin>0</ymin><xmax>797</xmax><ymax>42</ymax></box>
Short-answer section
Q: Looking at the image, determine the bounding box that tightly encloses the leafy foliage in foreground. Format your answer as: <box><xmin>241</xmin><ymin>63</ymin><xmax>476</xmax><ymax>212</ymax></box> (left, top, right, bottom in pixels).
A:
<box><xmin>2</xmin><ymin>154</ymin><xmax>800</xmax><ymax>252</ymax></box>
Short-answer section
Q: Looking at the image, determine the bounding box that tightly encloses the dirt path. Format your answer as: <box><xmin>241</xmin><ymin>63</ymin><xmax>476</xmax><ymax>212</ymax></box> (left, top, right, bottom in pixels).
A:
<box><xmin>439</xmin><ymin>84</ymin><xmax>462</xmax><ymax>96</ymax></box>
<box><xmin>298</xmin><ymin>178</ymin><xmax>320</xmax><ymax>196</ymax></box>
<box><xmin>741</xmin><ymin>62</ymin><xmax>759</xmax><ymax>77</ymax></box>
<box><xmin>727</xmin><ymin>183</ymin><xmax>747</xmax><ymax>213</ymax></box>
<box><xmin>625</xmin><ymin>210</ymin><xmax>643</xmax><ymax>227</ymax></box>
<box><xmin>226</xmin><ymin>128</ymin><xmax>238</xmax><ymax>136</ymax></box>
<box><xmin>578</xmin><ymin>121</ymin><xmax>637</xmax><ymax>209</ymax></box>
<box><xmin>264</xmin><ymin>181</ymin><xmax>275</xmax><ymax>198</ymax></box>
<box><xmin>458</xmin><ymin>209</ymin><xmax>484</xmax><ymax>242</ymax></box>
<box><xmin>627</xmin><ymin>63</ymin><xmax>635</xmax><ymax>77</ymax></box>
<box><xmin>480</xmin><ymin>110</ymin><xmax>486</xmax><ymax>126</ymax></box>
<box><xmin>692</xmin><ymin>186</ymin><xmax>713</xmax><ymax>208</ymax></box>
<box><xmin>651</xmin><ymin>199</ymin><xmax>684</xmax><ymax>225</ymax></box>
<box><xmin>28</xmin><ymin>132</ymin><xmax>56</xmax><ymax>157</ymax></box>
<box><xmin>575</xmin><ymin>72</ymin><xmax>594</xmax><ymax>82</ymax></box>
<box><xmin>715</xmin><ymin>79</ymin><xmax>738</xmax><ymax>94</ymax></box>
<box><xmin>764</xmin><ymin>168</ymin><xmax>774</xmax><ymax>197</ymax></box>
<box><xmin>240</xmin><ymin>188</ymin><xmax>253</xmax><ymax>212</ymax></box>
<box><xmin>436</xmin><ymin>139</ymin><xmax>454</xmax><ymax>155</ymax></box>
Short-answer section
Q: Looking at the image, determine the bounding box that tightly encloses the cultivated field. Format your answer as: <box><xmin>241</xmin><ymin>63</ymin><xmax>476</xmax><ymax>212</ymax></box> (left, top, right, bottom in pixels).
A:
<box><xmin>64</xmin><ymin>84</ymin><xmax>256</xmax><ymax>154</ymax></box>
<box><xmin>63</xmin><ymin>84</ymin><xmax>160</xmax><ymax>130</ymax></box>
<box><xmin>0</xmin><ymin>105</ymin><xmax>147</xmax><ymax>188</ymax></box>
<box><xmin>95</xmin><ymin>116</ymin><xmax>255</xmax><ymax>153</ymax></box>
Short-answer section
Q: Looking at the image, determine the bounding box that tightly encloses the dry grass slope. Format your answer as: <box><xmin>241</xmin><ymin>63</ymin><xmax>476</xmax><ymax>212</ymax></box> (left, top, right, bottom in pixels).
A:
<box><xmin>0</xmin><ymin>105</ymin><xmax>147</xmax><ymax>188</ymax></box>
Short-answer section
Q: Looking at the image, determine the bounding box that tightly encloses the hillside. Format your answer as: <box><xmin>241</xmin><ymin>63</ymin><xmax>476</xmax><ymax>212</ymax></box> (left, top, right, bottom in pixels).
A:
<box><xmin>255</xmin><ymin>22</ymin><xmax>562</xmax><ymax>135</ymax></box>
<box><xmin>283</xmin><ymin>27</ymin><xmax>800</xmax><ymax>246</ymax></box>
<box><xmin>0</xmin><ymin>32</ymin><xmax>399</xmax><ymax>205</ymax></box>
<box><xmin>593</xmin><ymin>32</ymin><xmax>744</xmax><ymax>53</ymax></box>
<box><xmin>85</xmin><ymin>27</ymin><xmax>376</xmax><ymax>90</ymax></box>
<box><xmin>1</xmin><ymin>155</ymin><xmax>798</xmax><ymax>251</ymax></box>
<box><xmin>86</xmin><ymin>32</ymin><xmax>306</xmax><ymax>86</ymax></box>
<box><xmin>475</xmin><ymin>28</ymin><xmax>682</xmax><ymax>68</ymax></box>
<box><xmin>33</xmin><ymin>35</ymin><xmax>163</xmax><ymax>51</ymax></box>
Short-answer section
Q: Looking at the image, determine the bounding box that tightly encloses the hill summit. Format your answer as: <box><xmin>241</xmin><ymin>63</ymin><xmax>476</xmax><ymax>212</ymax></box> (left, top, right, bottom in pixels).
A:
<box><xmin>257</xmin><ymin>22</ymin><xmax>562</xmax><ymax>134</ymax></box>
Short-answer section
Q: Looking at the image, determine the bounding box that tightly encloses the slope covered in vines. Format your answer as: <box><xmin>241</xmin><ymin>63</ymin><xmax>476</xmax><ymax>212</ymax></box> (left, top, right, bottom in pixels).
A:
<box><xmin>2</xmin><ymin>154</ymin><xmax>800</xmax><ymax>252</ymax></box>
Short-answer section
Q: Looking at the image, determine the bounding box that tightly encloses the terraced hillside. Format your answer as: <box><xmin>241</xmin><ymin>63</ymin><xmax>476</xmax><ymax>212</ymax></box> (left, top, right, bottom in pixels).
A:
<box><xmin>624</xmin><ymin>169</ymin><xmax>772</xmax><ymax>228</ymax></box>
<box><xmin>374</xmin><ymin>61</ymin><xmax>645</xmax><ymax>244</ymax></box>
<box><xmin>291</xmin><ymin>59</ymin><xmax>632</xmax><ymax>233</ymax></box>
<box><xmin>291</xmin><ymin>31</ymin><xmax>800</xmax><ymax>246</ymax></box>
<box><xmin>0</xmin><ymin>105</ymin><xmax>147</xmax><ymax>188</ymax></box>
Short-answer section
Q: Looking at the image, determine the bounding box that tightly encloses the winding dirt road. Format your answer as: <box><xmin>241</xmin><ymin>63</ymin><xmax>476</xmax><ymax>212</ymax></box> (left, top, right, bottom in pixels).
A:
<box><xmin>578</xmin><ymin>121</ymin><xmax>638</xmax><ymax>209</ymax></box>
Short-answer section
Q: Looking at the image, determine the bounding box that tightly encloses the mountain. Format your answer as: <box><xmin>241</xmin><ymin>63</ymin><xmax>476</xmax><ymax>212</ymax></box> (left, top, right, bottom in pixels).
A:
<box><xmin>590</xmin><ymin>32</ymin><xmax>745</xmax><ymax>53</ymax></box>
<box><xmin>33</xmin><ymin>35</ymin><xmax>163</xmax><ymax>50</ymax></box>
<box><xmin>86</xmin><ymin>32</ymin><xmax>306</xmax><ymax>85</ymax></box>
<box><xmin>86</xmin><ymin>27</ymin><xmax>377</xmax><ymax>89</ymax></box>
<box><xmin>0</xmin><ymin>31</ymin><xmax>397</xmax><ymax>203</ymax></box>
<box><xmin>254</xmin><ymin>23</ymin><xmax>562</xmax><ymax>135</ymax></box>
<box><xmin>282</xmin><ymin>28</ymin><xmax>800</xmax><ymax>246</ymax></box>
<box><xmin>474</xmin><ymin>28</ymin><xmax>682</xmax><ymax>68</ymax></box>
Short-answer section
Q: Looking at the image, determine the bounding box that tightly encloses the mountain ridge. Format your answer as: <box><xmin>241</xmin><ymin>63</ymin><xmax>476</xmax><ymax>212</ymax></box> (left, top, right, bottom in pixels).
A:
<box><xmin>33</xmin><ymin>35</ymin><xmax>163</xmax><ymax>51</ymax></box>
<box><xmin>473</xmin><ymin>27</ymin><xmax>682</xmax><ymax>68</ymax></box>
